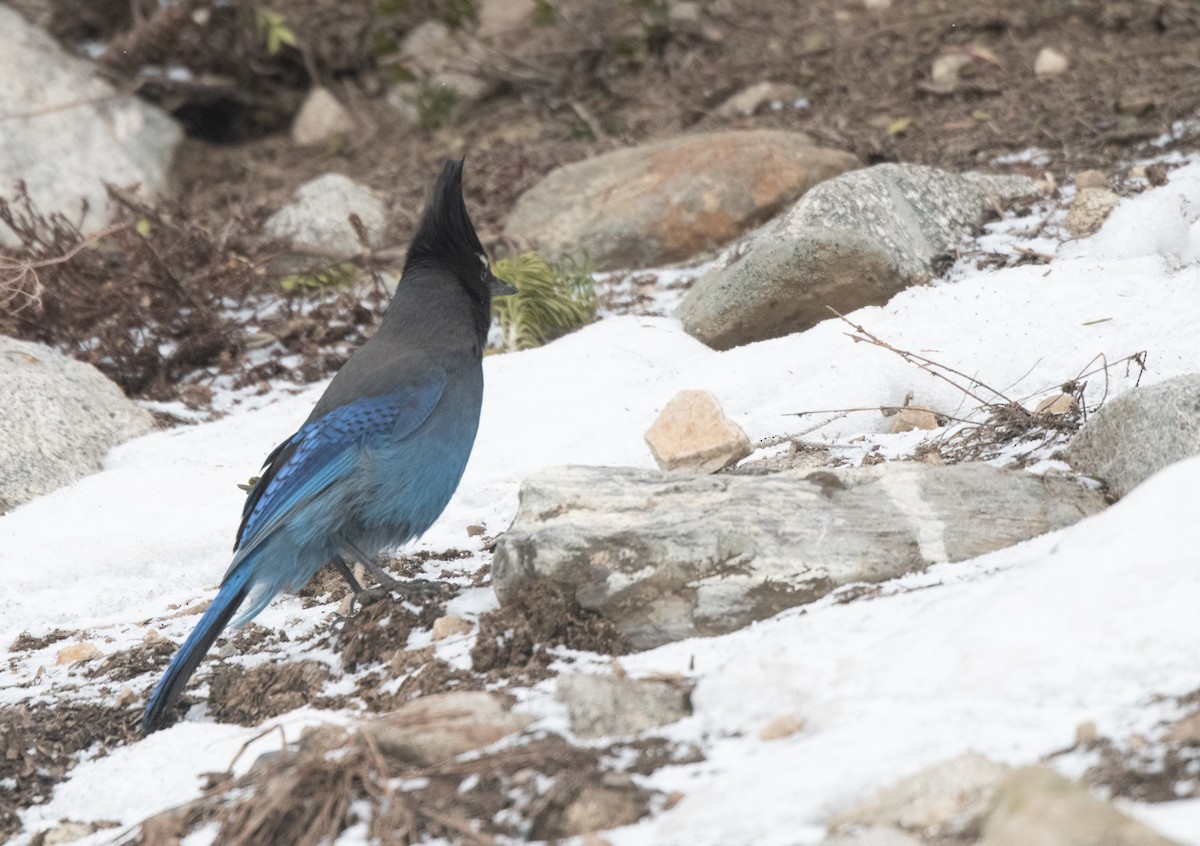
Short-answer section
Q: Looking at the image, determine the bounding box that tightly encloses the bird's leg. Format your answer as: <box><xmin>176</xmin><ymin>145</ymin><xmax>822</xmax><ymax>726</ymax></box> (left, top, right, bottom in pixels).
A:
<box><xmin>331</xmin><ymin>558</ymin><xmax>365</xmax><ymax>595</ymax></box>
<box><xmin>342</xmin><ymin>538</ymin><xmax>445</xmax><ymax>604</ymax></box>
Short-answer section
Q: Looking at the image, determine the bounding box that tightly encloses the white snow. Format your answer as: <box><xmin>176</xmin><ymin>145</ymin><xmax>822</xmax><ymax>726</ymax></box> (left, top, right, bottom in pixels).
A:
<box><xmin>4</xmin><ymin>163</ymin><xmax>1200</xmax><ymax>844</ymax></box>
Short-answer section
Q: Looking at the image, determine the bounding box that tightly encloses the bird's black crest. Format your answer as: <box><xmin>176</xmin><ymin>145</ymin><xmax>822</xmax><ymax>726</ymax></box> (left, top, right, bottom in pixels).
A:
<box><xmin>405</xmin><ymin>159</ymin><xmax>485</xmax><ymax>272</ymax></box>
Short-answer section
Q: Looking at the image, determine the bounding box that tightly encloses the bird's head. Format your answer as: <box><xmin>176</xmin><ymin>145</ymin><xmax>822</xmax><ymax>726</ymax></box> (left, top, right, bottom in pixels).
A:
<box><xmin>405</xmin><ymin>159</ymin><xmax>517</xmax><ymax>306</ymax></box>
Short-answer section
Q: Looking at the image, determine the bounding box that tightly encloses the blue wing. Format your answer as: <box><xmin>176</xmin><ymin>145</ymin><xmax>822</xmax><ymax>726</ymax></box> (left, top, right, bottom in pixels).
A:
<box><xmin>229</xmin><ymin>369</ymin><xmax>447</xmax><ymax>573</ymax></box>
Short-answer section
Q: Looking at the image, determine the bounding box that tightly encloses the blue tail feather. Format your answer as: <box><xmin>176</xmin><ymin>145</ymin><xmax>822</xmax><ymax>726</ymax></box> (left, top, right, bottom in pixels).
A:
<box><xmin>142</xmin><ymin>565</ymin><xmax>252</xmax><ymax>732</ymax></box>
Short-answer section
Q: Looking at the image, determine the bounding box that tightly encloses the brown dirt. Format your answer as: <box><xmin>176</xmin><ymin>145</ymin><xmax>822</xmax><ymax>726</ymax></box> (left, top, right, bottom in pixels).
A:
<box><xmin>330</xmin><ymin>597</ymin><xmax>421</xmax><ymax>672</ymax></box>
<box><xmin>87</xmin><ymin>639</ymin><xmax>178</xmax><ymax>683</ymax></box>
<box><xmin>0</xmin><ymin>702</ymin><xmax>140</xmax><ymax>841</ymax></box>
<box><xmin>7</xmin><ymin>629</ymin><xmax>72</xmax><ymax>653</ymax></box>
<box><xmin>206</xmin><ymin>660</ymin><xmax>334</xmax><ymax>725</ymax></box>
<box><xmin>471</xmin><ymin>579</ymin><xmax>630</xmax><ymax>680</ymax></box>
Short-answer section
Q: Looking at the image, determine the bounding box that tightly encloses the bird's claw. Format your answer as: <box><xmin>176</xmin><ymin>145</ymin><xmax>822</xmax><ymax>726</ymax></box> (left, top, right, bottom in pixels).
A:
<box><xmin>352</xmin><ymin>578</ymin><xmax>448</xmax><ymax>609</ymax></box>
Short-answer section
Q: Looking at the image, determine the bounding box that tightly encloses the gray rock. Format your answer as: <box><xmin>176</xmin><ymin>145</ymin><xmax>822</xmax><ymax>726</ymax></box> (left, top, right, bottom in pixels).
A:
<box><xmin>676</xmin><ymin>164</ymin><xmax>1039</xmax><ymax>350</ymax></box>
<box><xmin>492</xmin><ymin>463</ymin><xmax>1105</xmax><ymax>649</ymax></box>
<box><xmin>359</xmin><ymin>691</ymin><xmax>533</xmax><ymax>766</ymax></box>
<box><xmin>1067</xmin><ymin>374</ymin><xmax>1200</xmax><ymax>498</ymax></box>
<box><xmin>828</xmin><ymin>752</ymin><xmax>1012</xmax><ymax>839</ymax></box>
<box><xmin>980</xmin><ymin>767</ymin><xmax>1183</xmax><ymax>846</ymax></box>
<box><xmin>504</xmin><ymin>131</ymin><xmax>860</xmax><ymax>270</ymax></box>
<box><xmin>400</xmin><ymin>19</ymin><xmax>495</xmax><ymax>103</ymax></box>
<box><xmin>557</xmin><ymin>673</ymin><xmax>692</xmax><ymax>739</ymax></box>
<box><xmin>0</xmin><ymin>7</ymin><xmax>181</xmax><ymax>248</ymax></box>
<box><xmin>533</xmin><ymin>773</ymin><xmax>651</xmax><ymax>839</ymax></box>
<box><xmin>0</xmin><ymin>336</ymin><xmax>155</xmax><ymax>514</ymax></box>
<box><xmin>263</xmin><ymin>173</ymin><xmax>387</xmax><ymax>256</ymax></box>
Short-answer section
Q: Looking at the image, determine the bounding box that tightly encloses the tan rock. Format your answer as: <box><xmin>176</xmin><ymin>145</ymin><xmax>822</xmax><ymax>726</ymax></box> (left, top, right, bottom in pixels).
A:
<box><xmin>431</xmin><ymin>614</ymin><xmax>472</xmax><ymax>640</ymax></box>
<box><xmin>557</xmin><ymin>673</ymin><xmax>692</xmax><ymax>739</ymax></box>
<box><xmin>555</xmin><ymin>776</ymin><xmax>649</xmax><ymax>837</ymax></box>
<box><xmin>1074</xmin><ymin>720</ymin><xmax>1098</xmax><ymax>745</ymax></box>
<box><xmin>645</xmin><ymin>390</ymin><xmax>752</xmax><ymax>474</ymax></box>
<box><xmin>889</xmin><ymin>406</ymin><xmax>939</xmax><ymax>433</ymax></box>
<box><xmin>1065</xmin><ymin>187</ymin><xmax>1120</xmax><ymax>236</ymax></box>
<box><xmin>1074</xmin><ymin>169</ymin><xmax>1110</xmax><ymax>190</ymax></box>
<box><xmin>1035</xmin><ymin>394</ymin><xmax>1077</xmax><ymax>415</ymax></box>
<box><xmin>477</xmin><ymin>0</ymin><xmax>535</xmax><ymax>38</ymax></box>
<box><xmin>980</xmin><ymin>766</ymin><xmax>1184</xmax><ymax>846</ymax></box>
<box><xmin>825</xmin><ymin>826</ymin><xmax>923</xmax><ymax>846</ymax></box>
<box><xmin>55</xmin><ymin>642</ymin><xmax>101</xmax><ymax>665</ymax></box>
<box><xmin>360</xmin><ymin>691</ymin><xmax>533</xmax><ymax>766</ymax></box>
<box><xmin>1166</xmin><ymin>710</ymin><xmax>1200</xmax><ymax>745</ymax></box>
<box><xmin>930</xmin><ymin>53</ymin><xmax>972</xmax><ymax>93</ymax></box>
<box><xmin>830</xmin><ymin>752</ymin><xmax>1011</xmax><ymax>838</ymax></box>
<box><xmin>505</xmin><ymin>130</ymin><xmax>860</xmax><ymax>269</ymax></box>
<box><xmin>400</xmin><ymin>20</ymin><xmax>493</xmax><ymax>102</ymax></box>
<box><xmin>1034</xmin><ymin>47</ymin><xmax>1069</xmax><ymax>77</ymax></box>
<box><xmin>759</xmin><ymin>713</ymin><xmax>806</xmax><ymax>740</ymax></box>
<box><xmin>291</xmin><ymin>86</ymin><xmax>355</xmax><ymax>147</ymax></box>
<box><xmin>714</xmin><ymin>81</ymin><xmax>805</xmax><ymax>118</ymax></box>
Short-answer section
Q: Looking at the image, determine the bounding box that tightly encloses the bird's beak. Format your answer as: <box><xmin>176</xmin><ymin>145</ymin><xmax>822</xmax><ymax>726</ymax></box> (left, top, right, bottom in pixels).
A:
<box><xmin>489</xmin><ymin>272</ymin><xmax>518</xmax><ymax>297</ymax></box>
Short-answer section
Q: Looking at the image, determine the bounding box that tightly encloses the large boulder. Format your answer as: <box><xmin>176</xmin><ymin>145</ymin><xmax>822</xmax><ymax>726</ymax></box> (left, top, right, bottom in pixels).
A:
<box><xmin>0</xmin><ymin>336</ymin><xmax>155</xmax><ymax>513</ymax></box>
<box><xmin>1066</xmin><ymin>374</ymin><xmax>1200</xmax><ymax>499</ymax></box>
<box><xmin>675</xmin><ymin>164</ymin><xmax>1039</xmax><ymax>350</ymax></box>
<box><xmin>979</xmin><ymin>767</ymin><xmax>1183</xmax><ymax>846</ymax></box>
<box><xmin>504</xmin><ymin>131</ymin><xmax>860</xmax><ymax>270</ymax></box>
<box><xmin>491</xmin><ymin>463</ymin><xmax>1105</xmax><ymax>649</ymax></box>
<box><xmin>0</xmin><ymin>6</ymin><xmax>181</xmax><ymax>247</ymax></box>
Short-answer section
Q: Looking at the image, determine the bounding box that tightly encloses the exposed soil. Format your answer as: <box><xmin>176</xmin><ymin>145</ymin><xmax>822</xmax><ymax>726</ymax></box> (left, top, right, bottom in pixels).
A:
<box><xmin>207</xmin><ymin>660</ymin><xmax>334</xmax><ymax>725</ymax></box>
<box><xmin>0</xmin><ymin>702</ymin><xmax>140</xmax><ymax>841</ymax></box>
<box><xmin>471</xmin><ymin>579</ymin><xmax>630</xmax><ymax>680</ymax></box>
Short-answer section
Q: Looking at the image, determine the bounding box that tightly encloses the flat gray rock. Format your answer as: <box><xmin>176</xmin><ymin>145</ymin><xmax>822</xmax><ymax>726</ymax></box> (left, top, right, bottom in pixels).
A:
<box><xmin>556</xmin><ymin>673</ymin><xmax>692</xmax><ymax>739</ymax></box>
<box><xmin>0</xmin><ymin>7</ymin><xmax>181</xmax><ymax>247</ymax></box>
<box><xmin>0</xmin><ymin>336</ymin><xmax>155</xmax><ymax>513</ymax></box>
<box><xmin>1067</xmin><ymin>374</ymin><xmax>1200</xmax><ymax>498</ymax></box>
<box><xmin>492</xmin><ymin>463</ymin><xmax>1104</xmax><ymax>649</ymax></box>
<box><xmin>676</xmin><ymin>164</ymin><xmax>1038</xmax><ymax>350</ymax></box>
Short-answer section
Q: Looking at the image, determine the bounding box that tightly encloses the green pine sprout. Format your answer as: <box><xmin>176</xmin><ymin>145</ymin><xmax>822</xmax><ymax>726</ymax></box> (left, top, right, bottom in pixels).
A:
<box><xmin>280</xmin><ymin>262</ymin><xmax>359</xmax><ymax>293</ymax></box>
<box><xmin>491</xmin><ymin>252</ymin><xmax>597</xmax><ymax>351</ymax></box>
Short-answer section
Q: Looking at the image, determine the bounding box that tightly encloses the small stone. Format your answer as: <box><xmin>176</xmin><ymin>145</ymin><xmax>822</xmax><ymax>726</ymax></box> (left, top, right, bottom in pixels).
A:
<box><xmin>40</xmin><ymin>821</ymin><xmax>103</xmax><ymax>845</ymax></box>
<box><xmin>264</xmin><ymin>173</ymin><xmax>388</xmax><ymax>256</ymax></box>
<box><xmin>930</xmin><ymin>53</ymin><xmax>972</xmax><ymax>92</ymax></box>
<box><xmin>714</xmin><ymin>81</ymin><xmax>806</xmax><ymax>118</ymax></box>
<box><xmin>55</xmin><ymin>642</ymin><xmax>101</xmax><ymax>665</ymax></box>
<box><xmin>142</xmin><ymin>628</ymin><xmax>165</xmax><ymax>643</ymax></box>
<box><xmin>1074</xmin><ymin>170</ymin><xmax>1110</xmax><ymax>190</ymax></box>
<box><xmin>360</xmin><ymin>691</ymin><xmax>533</xmax><ymax>766</ymax></box>
<box><xmin>1166</xmin><ymin>711</ymin><xmax>1200</xmax><ymax>745</ymax></box>
<box><xmin>116</xmin><ymin>687</ymin><xmax>137</xmax><ymax>707</ymax></box>
<box><xmin>645</xmin><ymin>390</ymin><xmax>752</xmax><ymax>474</ymax></box>
<box><xmin>1075</xmin><ymin>720</ymin><xmax>1099</xmax><ymax>745</ymax></box>
<box><xmin>431</xmin><ymin>615</ymin><xmax>472</xmax><ymax>640</ymax></box>
<box><xmin>668</xmin><ymin>1</ymin><xmax>702</xmax><ymax>30</ymax></box>
<box><xmin>557</xmin><ymin>674</ymin><xmax>692</xmax><ymax>739</ymax></box>
<box><xmin>889</xmin><ymin>406</ymin><xmax>939</xmax><ymax>433</ymax></box>
<box><xmin>1035</xmin><ymin>394</ymin><xmax>1077</xmax><ymax>415</ymax></box>
<box><xmin>477</xmin><ymin>0</ymin><xmax>536</xmax><ymax>38</ymax></box>
<box><xmin>1065</xmin><ymin>187</ymin><xmax>1120</xmax><ymax>236</ymax></box>
<box><xmin>291</xmin><ymin>86</ymin><xmax>355</xmax><ymax>147</ymax></box>
<box><xmin>863</xmin><ymin>0</ymin><xmax>892</xmax><ymax>8</ymax></box>
<box><xmin>759</xmin><ymin>714</ymin><xmax>806</xmax><ymax>740</ymax></box>
<box><xmin>1034</xmin><ymin>47</ymin><xmax>1069</xmax><ymax>77</ymax></box>
<box><xmin>466</xmin><ymin>524</ymin><xmax>486</xmax><ymax>537</ymax></box>
<box><xmin>555</xmin><ymin>776</ymin><xmax>649</xmax><ymax>837</ymax></box>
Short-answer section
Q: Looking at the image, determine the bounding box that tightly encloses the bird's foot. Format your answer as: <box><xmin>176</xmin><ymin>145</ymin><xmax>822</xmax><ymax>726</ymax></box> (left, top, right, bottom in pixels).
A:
<box><xmin>353</xmin><ymin>577</ymin><xmax>448</xmax><ymax>609</ymax></box>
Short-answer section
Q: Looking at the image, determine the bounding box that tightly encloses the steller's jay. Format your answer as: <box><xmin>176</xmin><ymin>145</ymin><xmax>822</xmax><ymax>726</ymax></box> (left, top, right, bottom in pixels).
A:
<box><xmin>142</xmin><ymin>159</ymin><xmax>515</xmax><ymax>733</ymax></box>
